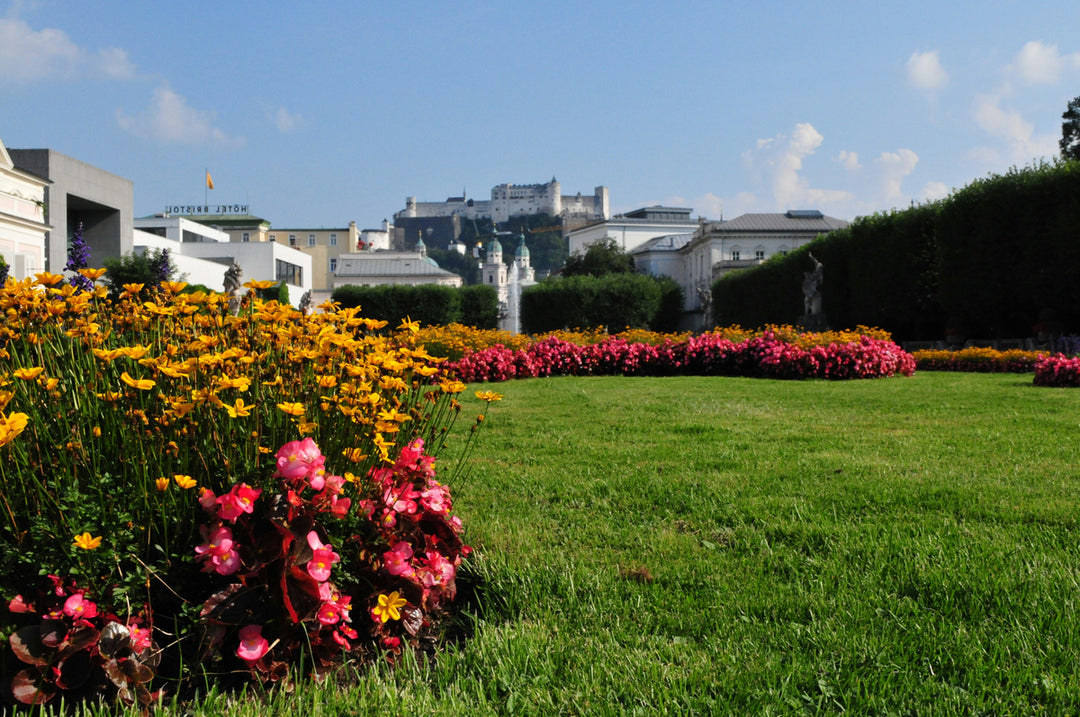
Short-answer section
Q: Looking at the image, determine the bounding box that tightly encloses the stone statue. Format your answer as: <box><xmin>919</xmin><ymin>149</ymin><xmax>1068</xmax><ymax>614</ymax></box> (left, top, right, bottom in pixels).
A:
<box><xmin>802</xmin><ymin>253</ymin><xmax>823</xmax><ymax>316</ymax></box>
<box><xmin>223</xmin><ymin>263</ymin><xmax>242</xmax><ymax>315</ymax></box>
<box><xmin>298</xmin><ymin>290</ymin><xmax>312</xmax><ymax>315</ymax></box>
<box><xmin>696</xmin><ymin>282</ymin><xmax>714</xmax><ymax>330</ymax></box>
<box><xmin>223</xmin><ymin>263</ymin><xmax>242</xmax><ymax>296</ymax></box>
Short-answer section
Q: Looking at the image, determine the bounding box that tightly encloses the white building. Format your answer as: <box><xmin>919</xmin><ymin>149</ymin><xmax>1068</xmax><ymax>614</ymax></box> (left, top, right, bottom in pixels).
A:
<box><xmin>480</xmin><ymin>232</ymin><xmax>535</xmax><ymax>333</ymax></box>
<box><xmin>0</xmin><ymin>138</ymin><xmax>49</xmax><ymax>279</ymax></box>
<box><xmin>134</xmin><ymin>215</ymin><xmax>312</xmax><ymax>306</ymax></box>
<box><xmin>567</xmin><ymin>205</ymin><xmax>700</xmax><ymax>256</ymax></box>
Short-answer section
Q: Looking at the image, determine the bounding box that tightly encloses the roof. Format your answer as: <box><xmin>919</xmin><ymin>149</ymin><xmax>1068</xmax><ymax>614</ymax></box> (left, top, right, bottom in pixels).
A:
<box><xmin>628</xmin><ymin>233</ymin><xmax>694</xmax><ymax>254</ymax></box>
<box><xmin>712</xmin><ymin>212</ymin><xmax>848</xmax><ymax>233</ymax></box>
<box><xmin>335</xmin><ymin>252</ymin><xmax>460</xmax><ymax>278</ymax></box>
<box><xmin>179</xmin><ymin>214</ymin><xmax>271</xmax><ymax>228</ymax></box>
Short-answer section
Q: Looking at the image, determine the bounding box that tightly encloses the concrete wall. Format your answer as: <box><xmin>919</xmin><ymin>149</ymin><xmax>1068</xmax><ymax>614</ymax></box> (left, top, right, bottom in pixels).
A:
<box><xmin>9</xmin><ymin>149</ymin><xmax>133</xmax><ymax>273</ymax></box>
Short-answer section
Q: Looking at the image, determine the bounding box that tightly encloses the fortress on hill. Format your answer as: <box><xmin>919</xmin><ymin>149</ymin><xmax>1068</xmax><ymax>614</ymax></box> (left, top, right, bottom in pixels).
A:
<box><xmin>393</xmin><ymin>178</ymin><xmax>609</xmax><ymax>249</ymax></box>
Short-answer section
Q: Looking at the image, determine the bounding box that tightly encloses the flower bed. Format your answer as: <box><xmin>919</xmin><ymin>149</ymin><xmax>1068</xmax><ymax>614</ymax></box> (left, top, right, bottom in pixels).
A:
<box><xmin>911</xmin><ymin>347</ymin><xmax>1045</xmax><ymax>373</ymax></box>
<box><xmin>1034</xmin><ymin>354</ymin><xmax>1080</xmax><ymax>386</ymax></box>
<box><xmin>0</xmin><ymin>272</ymin><xmax>495</xmax><ymax>707</ymax></box>
<box><xmin>446</xmin><ymin>330</ymin><xmax>915</xmax><ymax>383</ymax></box>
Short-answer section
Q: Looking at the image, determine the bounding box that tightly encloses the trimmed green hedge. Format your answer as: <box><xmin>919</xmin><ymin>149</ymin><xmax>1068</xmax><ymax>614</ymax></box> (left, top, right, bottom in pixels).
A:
<box><xmin>713</xmin><ymin>159</ymin><xmax>1080</xmax><ymax>340</ymax></box>
<box><xmin>521</xmin><ymin>273</ymin><xmax>680</xmax><ymax>333</ymax></box>
<box><xmin>331</xmin><ymin>284</ymin><xmax>499</xmax><ymax>329</ymax></box>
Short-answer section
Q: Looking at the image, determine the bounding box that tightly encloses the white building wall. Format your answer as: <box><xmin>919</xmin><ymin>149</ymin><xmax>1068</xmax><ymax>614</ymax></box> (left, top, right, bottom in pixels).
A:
<box><xmin>172</xmin><ymin>241</ymin><xmax>312</xmax><ymax>307</ymax></box>
<box><xmin>568</xmin><ymin>220</ymin><xmax>699</xmax><ymax>255</ymax></box>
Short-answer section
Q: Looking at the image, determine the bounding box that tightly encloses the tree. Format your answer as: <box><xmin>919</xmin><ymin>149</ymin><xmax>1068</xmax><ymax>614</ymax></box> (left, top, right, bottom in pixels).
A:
<box><xmin>560</xmin><ymin>238</ymin><xmax>635</xmax><ymax>277</ymax></box>
<box><xmin>102</xmin><ymin>248</ymin><xmax>175</xmax><ymax>296</ymax></box>
<box><xmin>1061</xmin><ymin>96</ymin><xmax>1080</xmax><ymax>162</ymax></box>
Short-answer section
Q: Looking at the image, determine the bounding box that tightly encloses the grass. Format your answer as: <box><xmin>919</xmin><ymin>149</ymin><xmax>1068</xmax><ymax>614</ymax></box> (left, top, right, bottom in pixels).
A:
<box><xmin>24</xmin><ymin>372</ymin><xmax>1080</xmax><ymax>715</ymax></box>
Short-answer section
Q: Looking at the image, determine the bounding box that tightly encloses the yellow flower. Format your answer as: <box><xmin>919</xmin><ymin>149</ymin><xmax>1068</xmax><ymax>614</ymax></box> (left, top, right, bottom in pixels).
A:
<box><xmin>217</xmin><ymin>375</ymin><xmax>252</xmax><ymax>392</ymax></box>
<box><xmin>244</xmin><ymin>279</ymin><xmax>278</xmax><ymax>290</ymax></box>
<box><xmin>73</xmin><ymin>532</ymin><xmax>102</xmax><ymax>550</ymax></box>
<box><xmin>372</xmin><ymin>591</ymin><xmax>407</xmax><ymax>622</ymax></box>
<box><xmin>155</xmin><ymin>477</ymin><xmax>170</xmax><ymax>491</ymax></box>
<box><xmin>173</xmin><ymin>474</ymin><xmax>197</xmax><ymax>490</ymax></box>
<box><xmin>160</xmin><ymin>280</ymin><xmax>188</xmax><ymax>293</ymax></box>
<box><xmin>0</xmin><ymin>412</ymin><xmax>29</xmax><ymax>448</ymax></box>
<box><xmin>475</xmin><ymin>390</ymin><xmax>503</xmax><ymax>402</ymax></box>
<box><xmin>35</xmin><ymin>271</ymin><xmax>65</xmax><ymax>286</ymax></box>
<box><xmin>92</xmin><ymin>426</ymin><xmax>102</xmax><ymax>438</ymax></box>
<box><xmin>13</xmin><ymin>367</ymin><xmax>44</xmax><ymax>380</ymax></box>
<box><xmin>122</xmin><ymin>283</ymin><xmax>145</xmax><ymax>294</ymax></box>
<box><xmin>225</xmin><ymin>398</ymin><xmax>253</xmax><ymax>418</ymax></box>
<box><xmin>277</xmin><ymin>401</ymin><xmax>305</xmax><ymax>416</ymax></box>
<box><xmin>397</xmin><ymin>316</ymin><xmax>420</xmax><ymax>333</ymax></box>
<box><xmin>120</xmin><ymin>371</ymin><xmax>156</xmax><ymax>391</ymax></box>
<box><xmin>76</xmin><ymin>267</ymin><xmax>108</xmax><ymax>281</ymax></box>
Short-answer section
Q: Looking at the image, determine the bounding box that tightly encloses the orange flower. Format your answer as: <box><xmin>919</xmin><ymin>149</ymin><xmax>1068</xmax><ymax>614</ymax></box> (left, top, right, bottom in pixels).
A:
<box><xmin>73</xmin><ymin>532</ymin><xmax>102</xmax><ymax>550</ymax></box>
<box><xmin>76</xmin><ymin>267</ymin><xmax>107</xmax><ymax>281</ymax></box>
<box><xmin>277</xmin><ymin>401</ymin><xmax>305</xmax><ymax>416</ymax></box>
<box><xmin>34</xmin><ymin>272</ymin><xmax>64</xmax><ymax>286</ymax></box>
<box><xmin>120</xmin><ymin>372</ymin><xmax>156</xmax><ymax>391</ymax></box>
<box><xmin>13</xmin><ymin>367</ymin><xmax>44</xmax><ymax>380</ymax></box>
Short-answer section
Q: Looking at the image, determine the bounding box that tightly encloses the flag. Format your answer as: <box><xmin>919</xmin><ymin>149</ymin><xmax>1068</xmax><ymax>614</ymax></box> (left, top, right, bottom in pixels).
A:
<box><xmin>206</xmin><ymin>171</ymin><xmax>214</xmax><ymax>190</ymax></box>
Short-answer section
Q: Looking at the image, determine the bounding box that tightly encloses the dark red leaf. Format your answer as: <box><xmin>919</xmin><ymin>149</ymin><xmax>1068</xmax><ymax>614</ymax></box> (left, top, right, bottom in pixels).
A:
<box><xmin>39</xmin><ymin>618</ymin><xmax>67</xmax><ymax>647</ymax></box>
<box><xmin>11</xmin><ymin>668</ymin><xmax>54</xmax><ymax>705</ymax></box>
<box><xmin>54</xmin><ymin>651</ymin><xmax>92</xmax><ymax>690</ymax></box>
<box><xmin>401</xmin><ymin>605</ymin><xmax>423</xmax><ymax>636</ymax></box>
<box><xmin>10</xmin><ymin>625</ymin><xmax>49</xmax><ymax>666</ymax></box>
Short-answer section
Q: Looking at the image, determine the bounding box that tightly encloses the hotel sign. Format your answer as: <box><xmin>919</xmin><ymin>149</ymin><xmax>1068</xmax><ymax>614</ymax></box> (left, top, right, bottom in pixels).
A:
<box><xmin>166</xmin><ymin>204</ymin><xmax>250</xmax><ymax>215</ymax></box>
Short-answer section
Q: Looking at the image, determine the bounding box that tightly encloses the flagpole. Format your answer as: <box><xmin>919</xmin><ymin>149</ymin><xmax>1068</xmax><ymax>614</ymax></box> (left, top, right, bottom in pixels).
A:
<box><xmin>205</xmin><ymin>168</ymin><xmax>208</xmax><ymax>209</ymax></box>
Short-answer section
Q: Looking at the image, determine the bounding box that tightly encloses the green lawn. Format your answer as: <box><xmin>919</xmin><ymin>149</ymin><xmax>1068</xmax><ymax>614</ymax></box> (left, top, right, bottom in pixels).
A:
<box><xmin>78</xmin><ymin>373</ymin><xmax>1080</xmax><ymax>714</ymax></box>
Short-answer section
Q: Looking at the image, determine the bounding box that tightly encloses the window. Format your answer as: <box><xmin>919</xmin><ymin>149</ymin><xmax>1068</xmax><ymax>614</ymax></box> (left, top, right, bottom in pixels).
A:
<box><xmin>276</xmin><ymin>260</ymin><xmax>303</xmax><ymax>286</ymax></box>
<box><xmin>329</xmin><ymin>233</ymin><xmax>338</xmax><ymax>247</ymax></box>
<box><xmin>288</xmin><ymin>234</ymin><xmax>297</xmax><ymax>247</ymax></box>
<box><xmin>269</xmin><ymin>234</ymin><xmax>277</xmax><ymax>242</ymax></box>
<box><xmin>329</xmin><ymin>257</ymin><xmax>338</xmax><ymax>273</ymax></box>
<box><xmin>242</xmin><ymin>232</ymin><xmax>250</xmax><ymax>243</ymax></box>
<box><xmin>308</xmin><ymin>234</ymin><xmax>316</xmax><ymax>247</ymax></box>
<box><xmin>755</xmin><ymin>249</ymin><xmax>765</xmax><ymax>261</ymax></box>
<box><xmin>731</xmin><ymin>250</ymin><xmax>740</xmax><ymax>261</ymax></box>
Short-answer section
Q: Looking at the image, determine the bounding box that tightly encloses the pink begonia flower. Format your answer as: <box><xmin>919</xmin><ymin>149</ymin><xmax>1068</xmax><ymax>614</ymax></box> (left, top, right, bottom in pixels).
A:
<box><xmin>395</xmin><ymin>438</ymin><xmax>424</xmax><ymax>469</ymax></box>
<box><xmin>329</xmin><ymin>494</ymin><xmax>351</xmax><ymax>518</ymax></box>
<box><xmin>383</xmin><ymin>485</ymin><xmax>419</xmax><ymax>515</ymax></box>
<box><xmin>216</xmin><ymin>483</ymin><xmax>262</xmax><ymax>522</ymax></box>
<box><xmin>63</xmin><ymin>593</ymin><xmax>98</xmax><ymax>619</ymax></box>
<box><xmin>7</xmin><ymin>595</ymin><xmax>30</xmax><ymax>613</ymax></box>
<box><xmin>419</xmin><ymin>550</ymin><xmax>456</xmax><ymax>588</ymax></box>
<box><xmin>129</xmin><ymin>624</ymin><xmax>153</xmax><ymax>652</ymax></box>
<box><xmin>383</xmin><ymin>541</ymin><xmax>415</xmax><ymax>577</ymax></box>
<box><xmin>195</xmin><ymin>525</ymin><xmax>242</xmax><ymax>575</ymax></box>
<box><xmin>323</xmin><ymin>474</ymin><xmax>346</xmax><ymax>495</ymax></box>
<box><xmin>274</xmin><ymin>437</ymin><xmax>325</xmax><ymax>482</ymax></box>
<box><xmin>317</xmin><ymin>600</ymin><xmax>343</xmax><ymax>626</ymax></box>
<box><xmin>420</xmin><ymin>484</ymin><xmax>451</xmax><ymax>515</ymax></box>
<box><xmin>379</xmin><ymin>508</ymin><xmax>397</xmax><ymax>529</ymax></box>
<box><xmin>198</xmin><ymin>488</ymin><xmax>217</xmax><ymax>512</ymax></box>
<box><xmin>236</xmin><ymin>624</ymin><xmax>269</xmax><ymax>662</ymax></box>
<box><xmin>305</xmin><ymin>531</ymin><xmax>340</xmax><ymax>582</ymax></box>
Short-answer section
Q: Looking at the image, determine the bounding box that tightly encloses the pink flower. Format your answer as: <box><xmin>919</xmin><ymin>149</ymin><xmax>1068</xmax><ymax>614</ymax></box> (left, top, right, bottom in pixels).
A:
<box><xmin>420</xmin><ymin>484</ymin><xmax>451</xmax><ymax>515</ymax></box>
<box><xmin>8</xmin><ymin>595</ymin><xmax>30</xmax><ymax>613</ymax></box>
<box><xmin>198</xmin><ymin>488</ymin><xmax>217</xmax><ymax>512</ymax></box>
<box><xmin>305</xmin><ymin>531</ymin><xmax>339</xmax><ymax>582</ymax></box>
<box><xmin>383</xmin><ymin>484</ymin><xmax>419</xmax><ymax>516</ymax></box>
<box><xmin>129</xmin><ymin>624</ymin><xmax>153</xmax><ymax>652</ymax></box>
<box><xmin>383</xmin><ymin>541</ymin><xmax>415</xmax><ymax>577</ymax></box>
<box><xmin>236</xmin><ymin>624</ymin><xmax>269</xmax><ymax>662</ymax></box>
<box><xmin>195</xmin><ymin>525</ymin><xmax>242</xmax><ymax>575</ymax></box>
<box><xmin>329</xmin><ymin>494</ymin><xmax>351</xmax><ymax>518</ymax></box>
<box><xmin>274</xmin><ymin>437</ymin><xmax>325</xmax><ymax>483</ymax></box>
<box><xmin>216</xmin><ymin>483</ymin><xmax>261</xmax><ymax>522</ymax></box>
<box><xmin>419</xmin><ymin>550</ymin><xmax>455</xmax><ymax>588</ymax></box>
<box><xmin>63</xmin><ymin>593</ymin><xmax>98</xmax><ymax>619</ymax></box>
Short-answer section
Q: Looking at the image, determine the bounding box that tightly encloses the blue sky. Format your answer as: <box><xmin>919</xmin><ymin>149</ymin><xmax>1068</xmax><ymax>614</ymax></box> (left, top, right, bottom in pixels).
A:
<box><xmin>2</xmin><ymin>0</ymin><xmax>1079</xmax><ymax>229</ymax></box>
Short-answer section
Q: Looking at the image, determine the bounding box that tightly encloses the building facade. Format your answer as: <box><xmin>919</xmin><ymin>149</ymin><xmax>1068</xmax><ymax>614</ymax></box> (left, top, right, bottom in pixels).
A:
<box><xmin>567</xmin><ymin>205</ymin><xmax>700</xmax><ymax>256</ymax></box>
<box><xmin>0</xmin><ymin>138</ymin><xmax>49</xmax><ymax>279</ymax></box>
<box><xmin>9</xmin><ymin>146</ymin><xmax>133</xmax><ymax>274</ymax></box>
<box><xmin>268</xmin><ymin>222</ymin><xmax>359</xmax><ymax>295</ymax></box>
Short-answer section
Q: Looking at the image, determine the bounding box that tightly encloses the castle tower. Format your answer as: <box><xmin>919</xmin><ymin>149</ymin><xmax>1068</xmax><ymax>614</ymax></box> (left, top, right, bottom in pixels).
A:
<box><xmin>482</xmin><ymin>235</ymin><xmax>507</xmax><ymax>300</ymax></box>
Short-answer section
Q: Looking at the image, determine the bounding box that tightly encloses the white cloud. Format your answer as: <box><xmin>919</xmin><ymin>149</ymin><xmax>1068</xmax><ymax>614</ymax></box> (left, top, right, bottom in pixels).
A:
<box><xmin>972</xmin><ymin>92</ymin><xmax>1058</xmax><ymax>164</ymax></box>
<box><xmin>270</xmin><ymin>106</ymin><xmax>304</xmax><ymax>132</ymax></box>
<box><xmin>919</xmin><ymin>181</ymin><xmax>951</xmax><ymax>202</ymax></box>
<box><xmin>906</xmin><ymin>50</ymin><xmax>949</xmax><ymax>92</ymax></box>
<box><xmin>837</xmin><ymin>150</ymin><xmax>862</xmax><ymax>171</ymax></box>
<box><xmin>875</xmin><ymin>149</ymin><xmax>919</xmax><ymax>205</ymax></box>
<box><xmin>117</xmin><ymin>85</ymin><xmax>243</xmax><ymax>147</ymax></box>
<box><xmin>1010</xmin><ymin>40</ymin><xmax>1080</xmax><ymax>85</ymax></box>
<box><xmin>0</xmin><ymin>17</ymin><xmax>135</xmax><ymax>84</ymax></box>
<box><xmin>769</xmin><ymin>123</ymin><xmax>853</xmax><ymax>209</ymax></box>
